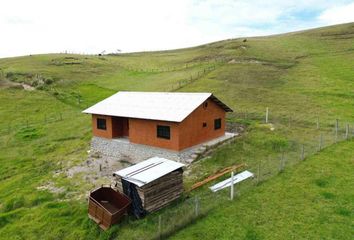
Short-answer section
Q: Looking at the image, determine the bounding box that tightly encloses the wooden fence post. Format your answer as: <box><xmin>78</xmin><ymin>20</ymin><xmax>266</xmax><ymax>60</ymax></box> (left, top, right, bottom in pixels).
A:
<box><xmin>257</xmin><ymin>161</ymin><xmax>261</xmax><ymax>184</ymax></box>
<box><xmin>335</xmin><ymin>119</ymin><xmax>339</xmax><ymax>143</ymax></box>
<box><xmin>281</xmin><ymin>152</ymin><xmax>285</xmax><ymax>171</ymax></box>
<box><xmin>301</xmin><ymin>144</ymin><xmax>305</xmax><ymax>160</ymax></box>
<box><xmin>265</xmin><ymin>107</ymin><xmax>269</xmax><ymax>123</ymax></box>
<box><xmin>158</xmin><ymin>215</ymin><xmax>162</xmax><ymax>240</ymax></box>
<box><xmin>195</xmin><ymin>196</ymin><xmax>199</xmax><ymax>217</ymax></box>
<box><xmin>345</xmin><ymin>124</ymin><xmax>349</xmax><ymax>140</ymax></box>
<box><xmin>319</xmin><ymin>133</ymin><xmax>323</xmax><ymax>151</ymax></box>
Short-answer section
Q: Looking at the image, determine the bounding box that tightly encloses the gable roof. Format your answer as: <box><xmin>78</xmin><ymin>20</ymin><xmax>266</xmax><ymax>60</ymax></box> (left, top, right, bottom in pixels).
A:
<box><xmin>113</xmin><ymin>157</ymin><xmax>185</xmax><ymax>187</ymax></box>
<box><xmin>83</xmin><ymin>91</ymin><xmax>233</xmax><ymax>122</ymax></box>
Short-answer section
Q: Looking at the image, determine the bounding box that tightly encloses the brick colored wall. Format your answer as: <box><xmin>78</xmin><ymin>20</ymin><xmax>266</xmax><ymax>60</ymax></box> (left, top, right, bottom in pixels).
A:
<box><xmin>91</xmin><ymin>98</ymin><xmax>226</xmax><ymax>151</ymax></box>
<box><xmin>92</xmin><ymin>115</ymin><xmax>129</xmax><ymax>139</ymax></box>
<box><xmin>178</xmin><ymin>99</ymin><xmax>226</xmax><ymax>150</ymax></box>
<box><xmin>92</xmin><ymin>115</ymin><xmax>114</xmax><ymax>139</ymax></box>
<box><xmin>129</xmin><ymin>119</ymin><xmax>180</xmax><ymax>151</ymax></box>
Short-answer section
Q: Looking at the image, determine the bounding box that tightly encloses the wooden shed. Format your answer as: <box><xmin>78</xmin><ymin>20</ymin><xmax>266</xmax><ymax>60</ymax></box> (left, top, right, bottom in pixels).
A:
<box><xmin>113</xmin><ymin>157</ymin><xmax>185</xmax><ymax>217</ymax></box>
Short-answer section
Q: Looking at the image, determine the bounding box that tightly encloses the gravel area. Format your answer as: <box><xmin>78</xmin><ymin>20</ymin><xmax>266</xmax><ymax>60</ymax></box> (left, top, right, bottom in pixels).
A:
<box><xmin>50</xmin><ymin>132</ymin><xmax>238</xmax><ymax>190</ymax></box>
<box><xmin>91</xmin><ymin>132</ymin><xmax>238</xmax><ymax>165</ymax></box>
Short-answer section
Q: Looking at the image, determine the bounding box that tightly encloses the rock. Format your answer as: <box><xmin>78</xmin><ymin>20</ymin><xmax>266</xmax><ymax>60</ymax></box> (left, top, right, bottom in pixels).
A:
<box><xmin>190</xmin><ymin>154</ymin><xmax>198</xmax><ymax>159</ymax></box>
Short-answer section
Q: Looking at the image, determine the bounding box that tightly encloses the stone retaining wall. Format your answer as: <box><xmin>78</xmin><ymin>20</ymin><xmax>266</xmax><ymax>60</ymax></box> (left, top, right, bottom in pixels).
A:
<box><xmin>91</xmin><ymin>132</ymin><xmax>237</xmax><ymax>164</ymax></box>
<box><xmin>91</xmin><ymin>137</ymin><xmax>194</xmax><ymax>163</ymax></box>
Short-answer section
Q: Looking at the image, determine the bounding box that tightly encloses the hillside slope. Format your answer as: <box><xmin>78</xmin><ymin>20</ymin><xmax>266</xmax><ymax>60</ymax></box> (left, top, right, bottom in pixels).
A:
<box><xmin>171</xmin><ymin>140</ymin><xmax>354</xmax><ymax>240</ymax></box>
<box><xmin>0</xmin><ymin>23</ymin><xmax>353</xmax><ymax>239</ymax></box>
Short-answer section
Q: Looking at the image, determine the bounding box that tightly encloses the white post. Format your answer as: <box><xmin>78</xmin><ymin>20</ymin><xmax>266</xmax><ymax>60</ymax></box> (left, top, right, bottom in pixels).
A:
<box><xmin>230</xmin><ymin>171</ymin><xmax>234</xmax><ymax>200</ymax></box>
<box><xmin>257</xmin><ymin>161</ymin><xmax>261</xmax><ymax>184</ymax></box>
<box><xmin>266</xmin><ymin>107</ymin><xmax>269</xmax><ymax>123</ymax></box>
<box><xmin>345</xmin><ymin>124</ymin><xmax>349</xmax><ymax>140</ymax></box>
<box><xmin>194</xmin><ymin>196</ymin><xmax>199</xmax><ymax>217</ymax></box>
<box><xmin>335</xmin><ymin>119</ymin><xmax>339</xmax><ymax>143</ymax></box>
<box><xmin>158</xmin><ymin>215</ymin><xmax>162</xmax><ymax>239</ymax></box>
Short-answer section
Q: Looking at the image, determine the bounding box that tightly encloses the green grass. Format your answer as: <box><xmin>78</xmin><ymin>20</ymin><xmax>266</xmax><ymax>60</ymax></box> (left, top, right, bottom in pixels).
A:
<box><xmin>171</xmin><ymin>140</ymin><xmax>354</xmax><ymax>240</ymax></box>
<box><xmin>0</xmin><ymin>23</ymin><xmax>353</xmax><ymax>239</ymax></box>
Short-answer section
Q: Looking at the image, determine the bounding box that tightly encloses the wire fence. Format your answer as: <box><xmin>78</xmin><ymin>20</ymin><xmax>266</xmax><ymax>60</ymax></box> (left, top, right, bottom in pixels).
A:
<box><xmin>56</xmin><ymin>51</ymin><xmax>230</xmax><ymax>73</ymax></box>
<box><xmin>120</xmin><ymin>59</ymin><xmax>225</xmax><ymax>73</ymax></box>
<box><xmin>121</xmin><ymin>109</ymin><xmax>354</xmax><ymax>239</ymax></box>
<box><xmin>0</xmin><ymin>111</ymin><xmax>84</xmax><ymax>137</ymax></box>
<box><xmin>1</xmin><ymin>103</ymin><xmax>353</xmax><ymax>239</ymax></box>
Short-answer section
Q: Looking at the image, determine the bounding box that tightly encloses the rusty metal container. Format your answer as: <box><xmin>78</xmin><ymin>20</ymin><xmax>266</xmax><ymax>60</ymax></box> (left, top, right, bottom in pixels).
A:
<box><xmin>88</xmin><ymin>186</ymin><xmax>131</xmax><ymax>230</ymax></box>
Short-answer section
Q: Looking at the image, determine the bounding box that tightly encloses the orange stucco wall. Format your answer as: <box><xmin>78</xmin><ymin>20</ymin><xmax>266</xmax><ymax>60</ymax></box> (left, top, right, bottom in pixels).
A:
<box><xmin>129</xmin><ymin>119</ymin><xmax>180</xmax><ymax>151</ymax></box>
<box><xmin>92</xmin><ymin>115</ymin><xmax>114</xmax><ymax>139</ymax></box>
<box><xmin>91</xmin><ymin>98</ymin><xmax>227</xmax><ymax>151</ymax></box>
<box><xmin>92</xmin><ymin>115</ymin><xmax>129</xmax><ymax>139</ymax></box>
<box><xmin>178</xmin><ymin>99</ymin><xmax>225</xmax><ymax>150</ymax></box>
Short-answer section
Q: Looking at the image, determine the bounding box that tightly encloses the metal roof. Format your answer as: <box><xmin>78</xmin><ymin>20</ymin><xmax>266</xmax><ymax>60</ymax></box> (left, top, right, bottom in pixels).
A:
<box><xmin>209</xmin><ymin>170</ymin><xmax>254</xmax><ymax>192</ymax></box>
<box><xmin>113</xmin><ymin>157</ymin><xmax>185</xmax><ymax>187</ymax></box>
<box><xmin>82</xmin><ymin>91</ymin><xmax>233</xmax><ymax>122</ymax></box>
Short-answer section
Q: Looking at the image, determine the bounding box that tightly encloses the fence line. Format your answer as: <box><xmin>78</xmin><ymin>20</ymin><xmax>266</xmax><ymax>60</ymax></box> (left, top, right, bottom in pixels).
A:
<box><xmin>139</xmin><ymin>111</ymin><xmax>353</xmax><ymax>239</ymax></box>
<box><xmin>1</xmin><ymin>105</ymin><xmax>353</xmax><ymax>239</ymax></box>
<box><xmin>57</xmin><ymin>51</ymin><xmax>229</xmax><ymax>73</ymax></box>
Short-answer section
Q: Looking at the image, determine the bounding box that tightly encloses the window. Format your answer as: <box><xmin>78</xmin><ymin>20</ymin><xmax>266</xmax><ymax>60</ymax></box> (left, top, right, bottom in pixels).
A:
<box><xmin>97</xmin><ymin>118</ymin><xmax>107</xmax><ymax>130</ymax></box>
<box><xmin>203</xmin><ymin>122</ymin><xmax>207</xmax><ymax>127</ymax></box>
<box><xmin>157</xmin><ymin>125</ymin><xmax>170</xmax><ymax>139</ymax></box>
<box><xmin>214</xmin><ymin>118</ymin><xmax>221</xmax><ymax>130</ymax></box>
<box><xmin>203</xmin><ymin>102</ymin><xmax>208</xmax><ymax>109</ymax></box>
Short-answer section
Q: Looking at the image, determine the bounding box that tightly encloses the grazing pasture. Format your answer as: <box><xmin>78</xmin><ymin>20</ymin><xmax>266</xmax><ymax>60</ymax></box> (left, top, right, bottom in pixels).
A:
<box><xmin>0</xmin><ymin>23</ymin><xmax>353</xmax><ymax>239</ymax></box>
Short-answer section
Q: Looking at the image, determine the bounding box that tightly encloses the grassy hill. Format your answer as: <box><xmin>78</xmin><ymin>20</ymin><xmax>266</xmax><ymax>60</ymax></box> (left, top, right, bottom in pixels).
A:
<box><xmin>171</xmin><ymin>140</ymin><xmax>354</xmax><ymax>240</ymax></box>
<box><xmin>0</xmin><ymin>23</ymin><xmax>353</xmax><ymax>239</ymax></box>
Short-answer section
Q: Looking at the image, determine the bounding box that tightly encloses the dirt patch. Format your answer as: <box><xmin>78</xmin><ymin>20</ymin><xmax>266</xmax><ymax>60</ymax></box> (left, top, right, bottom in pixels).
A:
<box><xmin>226</xmin><ymin>122</ymin><xmax>246</xmax><ymax>134</ymax></box>
<box><xmin>64</xmin><ymin>151</ymin><xmax>133</xmax><ymax>185</ymax></box>
<box><xmin>228</xmin><ymin>59</ymin><xmax>263</xmax><ymax>64</ymax></box>
<box><xmin>0</xmin><ymin>79</ymin><xmax>20</xmax><ymax>89</ymax></box>
<box><xmin>21</xmin><ymin>83</ymin><xmax>35</xmax><ymax>91</ymax></box>
<box><xmin>0</xmin><ymin>80</ymin><xmax>35</xmax><ymax>91</ymax></box>
<box><xmin>37</xmin><ymin>181</ymin><xmax>65</xmax><ymax>194</ymax></box>
<box><xmin>50</xmin><ymin>57</ymin><xmax>83</xmax><ymax>66</ymax></box>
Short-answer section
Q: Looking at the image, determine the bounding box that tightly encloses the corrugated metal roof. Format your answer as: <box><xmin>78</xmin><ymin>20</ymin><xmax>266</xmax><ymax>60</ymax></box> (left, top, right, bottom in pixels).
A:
<box><xmin>113</xmin><ymin>157</ymin><xmax>185</xmax><ymax>187</ymax></box>
<box><xmin>82</xmin><ymin>91</ymin><xmax>232</xmax><ymax>122</ymax></box>
<box><xmin>209</xmin><ymin>170</ymin><xmax>254</xmax><ymax>192</ymax></box>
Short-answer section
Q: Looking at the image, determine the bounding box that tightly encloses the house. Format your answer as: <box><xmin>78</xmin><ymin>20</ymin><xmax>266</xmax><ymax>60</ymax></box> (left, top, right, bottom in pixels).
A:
<box><xmin>83</xmin><ymin>91</ymin><xmax>233</xmax><ymax>151</ymax></box>
<box><xmin>113</xmin><ymin>157</ymin><xmax>185</xmax><ymax>215</ymax></box>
